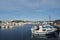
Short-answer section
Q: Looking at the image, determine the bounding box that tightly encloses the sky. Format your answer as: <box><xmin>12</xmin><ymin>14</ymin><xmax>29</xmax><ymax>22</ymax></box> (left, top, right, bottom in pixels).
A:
<box><xmin>0</xmin><ymin>0</ymin><xmax>60</xmax><ymax>21</ymax></box>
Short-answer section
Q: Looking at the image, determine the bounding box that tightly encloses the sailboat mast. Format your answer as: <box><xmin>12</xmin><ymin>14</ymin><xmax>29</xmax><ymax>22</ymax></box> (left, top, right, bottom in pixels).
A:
<box><xmin>49</xmin><ymin>16</ymin><xmax>51</xmax><ymax>22</ymax></box>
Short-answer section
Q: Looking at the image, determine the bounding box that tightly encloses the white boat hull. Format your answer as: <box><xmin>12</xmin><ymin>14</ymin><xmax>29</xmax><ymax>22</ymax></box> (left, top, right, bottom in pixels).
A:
<box><xmin>31</xmin><ymin>25</ymin><xmax>57</xmax><ymax>35</ymax></box>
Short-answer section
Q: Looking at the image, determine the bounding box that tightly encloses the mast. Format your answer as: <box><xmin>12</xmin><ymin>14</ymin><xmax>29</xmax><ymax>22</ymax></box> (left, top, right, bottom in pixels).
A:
<box><xmin>48</xmin><ymin>16</ymin><xmax>51</xmax><ymax>24</ymax></box>
<box><xmin>49</xmin><ymin>16</ymin><xmax>51</xmax><ymax>22</ymax></box>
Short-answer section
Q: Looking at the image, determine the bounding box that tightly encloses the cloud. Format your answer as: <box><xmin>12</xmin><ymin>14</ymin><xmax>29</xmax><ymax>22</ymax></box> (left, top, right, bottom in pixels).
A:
<box><xmin>0</xmin><ymin>0</ymin><xmax>60</xmax><ymax>10</ymax></box>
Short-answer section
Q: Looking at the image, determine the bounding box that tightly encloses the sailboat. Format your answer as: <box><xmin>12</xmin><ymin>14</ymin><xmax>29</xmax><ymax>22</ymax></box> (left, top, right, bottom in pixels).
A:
<box><xmin>31</xmin><ymin>16</ymin><xmax>57</xmax><ymax>35</ymax></box>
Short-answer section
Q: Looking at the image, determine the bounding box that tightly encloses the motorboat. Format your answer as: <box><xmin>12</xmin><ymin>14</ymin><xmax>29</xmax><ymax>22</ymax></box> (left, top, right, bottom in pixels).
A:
<box><xmin>31</xmin><ymin>24</ymin><xmax>57</xmax><ymax>35</ymax></box>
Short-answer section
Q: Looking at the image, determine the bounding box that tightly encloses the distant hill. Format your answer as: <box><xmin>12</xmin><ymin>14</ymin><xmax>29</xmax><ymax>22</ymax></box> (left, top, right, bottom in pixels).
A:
<box><xmin>11</xmin><ymin>20</ymin><xmax>25</xmax><ymax>23</ymax></box>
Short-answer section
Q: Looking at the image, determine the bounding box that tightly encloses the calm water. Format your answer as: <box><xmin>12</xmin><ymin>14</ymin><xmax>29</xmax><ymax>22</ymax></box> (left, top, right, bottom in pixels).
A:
<box><xmin>0</xmin><ymin>24</ymin><xmax>60</xmax><ymax>40</ymax></box>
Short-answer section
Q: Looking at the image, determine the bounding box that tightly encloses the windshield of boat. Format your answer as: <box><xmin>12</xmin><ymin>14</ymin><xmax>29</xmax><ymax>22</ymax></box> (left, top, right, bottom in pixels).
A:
<box><xmin>42</xmin><ymin>25</ymin><xmax>53</xmax><ymax>29</ymax></box>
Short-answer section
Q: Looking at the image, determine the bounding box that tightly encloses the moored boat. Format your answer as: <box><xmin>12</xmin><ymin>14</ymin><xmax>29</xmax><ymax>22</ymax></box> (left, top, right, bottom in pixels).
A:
<box><xmin>31</xmin><ymin>24</ymin><xmax>57</xmax><ymax>35</ymax></box>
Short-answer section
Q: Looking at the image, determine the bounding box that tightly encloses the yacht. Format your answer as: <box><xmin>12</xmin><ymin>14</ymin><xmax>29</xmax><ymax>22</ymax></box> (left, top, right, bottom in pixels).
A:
<box><xmin>31</xmin><ymin>24</ymin><xmax>57</xmax><ymax>35</ymax></box>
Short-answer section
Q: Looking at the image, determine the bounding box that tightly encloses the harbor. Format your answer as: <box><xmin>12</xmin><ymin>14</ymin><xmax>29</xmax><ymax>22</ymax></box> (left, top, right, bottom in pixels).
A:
<box><xmin>0</xmin><ymin>21</ymin><xmax>60</xmax><ymax>40</ymax></box>
<box><xmin>0</xmin><ymin>24</ymin><xmax>60</xmax><ymax>40</ymax></box>
<box><xmin>0</xmin><ymin>0</ymin><xmax>60</xmax><ymax>40</ymax></box>
<box><xmin>0</xmin><ymin>11</ymin><xmax>60</xmax><ymax>40</ymax></box>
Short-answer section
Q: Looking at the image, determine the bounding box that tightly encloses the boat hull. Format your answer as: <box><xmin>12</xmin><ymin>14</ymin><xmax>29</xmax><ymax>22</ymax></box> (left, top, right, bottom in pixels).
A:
<box><xmin>31</xmin><ymin>28</ymin><xmax>57</xmax><ymax>35</ymax></box>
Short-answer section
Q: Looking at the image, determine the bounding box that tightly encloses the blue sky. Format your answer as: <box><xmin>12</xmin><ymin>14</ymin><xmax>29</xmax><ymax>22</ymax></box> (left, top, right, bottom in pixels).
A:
<box><xmin>0</xmin><ymin>0</ymin><xmax>60</xmax><ymax>21</ymax></box>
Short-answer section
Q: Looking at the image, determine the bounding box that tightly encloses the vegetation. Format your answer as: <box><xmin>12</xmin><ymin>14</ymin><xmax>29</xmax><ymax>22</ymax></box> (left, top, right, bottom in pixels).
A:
<box><xmin>0</xmin><ymin>21</ymin><xmax>2</xmax><ymax>23</ymax></box>
<box><xmin>11</xmin><ymin>20</ymin><xmax>25</xmax><ymax>23</ymax></box>
<box><xmin>53</xmin><ymin>20</ymin><xmax>60</xmax><ymax>25</ymax></box>
<box><xmin>54</xmin><ymin>20</ymin><xmax>60</xmax><ymax>22</ymax></box>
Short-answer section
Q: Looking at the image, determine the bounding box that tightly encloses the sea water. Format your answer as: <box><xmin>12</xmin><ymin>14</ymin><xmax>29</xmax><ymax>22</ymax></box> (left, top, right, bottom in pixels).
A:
<box><xmin>0</xmin><ymin>24</ymin><xmax>59</xmax><ymax>40</ymax></box>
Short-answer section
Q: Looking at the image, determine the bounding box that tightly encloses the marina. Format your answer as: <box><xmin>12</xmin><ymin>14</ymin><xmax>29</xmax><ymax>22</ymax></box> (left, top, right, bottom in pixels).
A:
<box><xmin>0</xmin><ymin>24</ymin><xmax>60</xmax><ymax>40</ymax></box>
<box><xmin>0</xmin><ymin>19</ymin><xmax>60</xmax><ymax>40</ymax></box>
<box><xmin>0</xmin><ymin>0</ymin><xmax>60</xmax><ymax>40</ymax></box>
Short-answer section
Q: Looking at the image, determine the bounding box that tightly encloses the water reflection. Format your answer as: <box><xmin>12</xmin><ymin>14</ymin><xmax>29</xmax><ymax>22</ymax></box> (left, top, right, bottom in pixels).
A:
<box><xmin>31</xmin><ymin>34</ymin><xmax>47</xmax><ymax>38</ymax></box>
<box><xmin>31</xmin><ymin>34</ymin><xmax>60</xmax><ymax>40</ymax></box>
<box><xmin>31</xmin><ymin>32</ymin><xmax>59</xmax><ymax>39</ymax></box>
